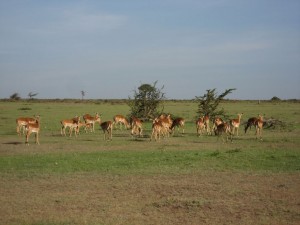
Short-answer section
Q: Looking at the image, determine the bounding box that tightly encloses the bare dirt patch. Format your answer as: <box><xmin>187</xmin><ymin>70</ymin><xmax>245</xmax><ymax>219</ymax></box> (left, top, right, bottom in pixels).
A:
<box><xmin>0</xmin><ymin>172</ymin><xmax>299</xmax><ymax>225</ymax></box>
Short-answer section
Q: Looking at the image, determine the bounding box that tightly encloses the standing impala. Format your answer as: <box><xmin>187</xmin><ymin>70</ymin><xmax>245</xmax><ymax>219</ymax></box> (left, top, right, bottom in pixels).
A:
<box><xmin>16</xmin><ymin>116</ymin><xmax>38</xmax><ymax>135</ymax></box>
<box><xmin>196</xmin><ymin>116</ymin><xmax>205</xmax><ymax>136</ymax></box>
<box><xmin>60</xmin><ymin>116</ymin><xmax>80</xmax><ymax>137</ymax></box>
<box><xmin>155</xmin><ymin>114</ymin><xmax>173</xmax><ymax>138</ymax></box>
<box><xmin>212</xmin><ymin>117</ymin><xmax>224</xmax><ymax>132</ymax></box>
<box><xmin>25</xmin><ymin>115</ymin><xmax>40</xmax><ymax>145</ymax></box>
<box><xmin>229</xmin><ymin>113</ymin><xmax>243</xmax><ymax>136</ymax></box>
<box><xmin>100</xmin><ymin>121</ymin><xmax>113</xmax><ymax>141</ymax></box>
<box><xmin>150</xmin><ymin>118</ymin><xmax>163</xmax><ymax>141</ymax></box>
<box><xmin>203</xmin><ymin>115</ymin><xmax>211</xmax><ymax>135</ymax></box>
<box><xmin>83</xmin><ymin>113</ymin><xmax>101</xmax><ymax>132</ymax></box>
<box><xmin>255</xmin><ymin>114</ymin><xmax>264</xmax><ymax>140</ymax></box>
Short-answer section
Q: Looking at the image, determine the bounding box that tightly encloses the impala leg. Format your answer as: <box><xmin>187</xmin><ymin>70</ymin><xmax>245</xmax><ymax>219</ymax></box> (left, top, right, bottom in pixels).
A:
<box><xmin>35</xmin><ymin>133</ymin><xmax>40</xmax><ymax>145</ymax></box>
<box><xmin>22</xmin><ymin>125</ymin><xmax>26</xmax><ymax>135</ymax></box>
<box><xmin>62</xmin><ymin>126</ymin><xmax>66</xmax><ymax>136</ymax></box>
<box><xmin>25</xmin><ymin>131</ymin><xmax>31</xmax><ymax>145</ymax></box>
<box><xmin>17</xmin><ymin>125</ymin><xmax>20</xmax><ymax>136</ymax></box>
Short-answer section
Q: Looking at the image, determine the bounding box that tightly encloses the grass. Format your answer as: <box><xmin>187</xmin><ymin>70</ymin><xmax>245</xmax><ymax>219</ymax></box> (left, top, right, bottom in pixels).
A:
<box><xmin>0</xmin><ymin>100</ymin><xmax>300</xmax><ymax>225</ymax></box>
<box><xmin>0</xmin><ymin>147</ymin><xmax>299</xmax><ymax>177</ymax></box>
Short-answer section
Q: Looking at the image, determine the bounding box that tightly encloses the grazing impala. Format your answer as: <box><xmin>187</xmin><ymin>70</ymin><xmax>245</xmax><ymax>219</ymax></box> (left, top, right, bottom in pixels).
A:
<box><xmin>255</xmin><ymin>114</ymin><xmax>264</xmax><ymax>140</ymax></box>
<box><xmin>83</xmin><ymin>113</ymin><xmax>101</xmax><ymax>132</ymax></box>
<box><xmin>100</xmin><ymin>121</ymin><xmax>113</xmax><ymax>141</ymax></box>
<box><xmin>130</xmin><ymin>116</ymin><xmax>143</xmax><ymax>137</ymax></box>
<box><xmin>244</xmin><ymin>117</ymin><xmax>258</xmax><ymax>134</ymax></box>
<box><xmin>215</xmin><ymin>121</ymin><xmax>233</xmax><ymax>143</ymax></box>
<box><xmin>16</xmin><ymin>116</ymin><xmax>38</xmax><ymax>135</ymax></box>
<box><xmin>25</xmin><ymin>115</ymin><xmax>40</xmax><ymax>145</ymax></box>
<box><xmin>76</xmin><ymin>122</ymin><xmax>92</xmax><ymax>135</ymax></box>
<box><xmin>60</xmin><ymin>116</ymin><xmax>80</xmax><ymax>137</ymax></box>
<box><xmin>229</xmin><ymin>113</ymin><xmax>243</xmax><ymax>136</ymax></box>
<box><xmin>196</xmin><ymin>116</ymin><xmax>205</xmax><ymax>136</ymax></box>
<box><xmin>113</xmin><ymin>115</ymin><xmax>130</xmax><ymax>130</ymax></box>
<box><xmin>170</xmin><ymin>117</ymin><xmax>185</xmax><ymax>135</ymax></box>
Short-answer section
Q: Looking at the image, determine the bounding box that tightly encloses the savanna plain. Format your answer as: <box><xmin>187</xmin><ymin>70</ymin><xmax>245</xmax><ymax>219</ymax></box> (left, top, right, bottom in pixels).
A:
<box><xmin>0</xmin><ymin>100</ymin><xmax>299</xmax><ymax>225</ymax></box>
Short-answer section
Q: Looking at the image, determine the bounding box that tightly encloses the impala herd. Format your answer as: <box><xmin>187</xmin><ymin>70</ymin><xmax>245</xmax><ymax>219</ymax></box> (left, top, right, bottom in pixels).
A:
<box><xmin>16</xmin><ymin>112</ymin><xmax>265</xmax><ymax>145</ymax></box>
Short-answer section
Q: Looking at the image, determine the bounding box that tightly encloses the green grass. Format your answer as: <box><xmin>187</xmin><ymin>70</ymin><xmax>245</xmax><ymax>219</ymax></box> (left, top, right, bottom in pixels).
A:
<box><xmin>1</xmin><ymin>147</ymin><xmax>299</xmax><ymax>176</ymax></box>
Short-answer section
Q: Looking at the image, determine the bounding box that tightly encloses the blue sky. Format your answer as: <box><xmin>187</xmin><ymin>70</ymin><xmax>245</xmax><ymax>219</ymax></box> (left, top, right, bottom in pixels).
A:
<box><xmin>0</xmin><ymin>0</ymin><xmax>299</xmax><ymax>100</ymax></box>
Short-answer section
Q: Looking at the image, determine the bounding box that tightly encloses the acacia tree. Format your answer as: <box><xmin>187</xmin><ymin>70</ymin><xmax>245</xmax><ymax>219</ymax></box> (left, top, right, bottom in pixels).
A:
<box><xmin>28</xmin><ymin>92</ymin><xmax>38</xmax><ymax>99</ymax></box>
<box><xmin>81</xmin><ymin>90</ymin><xmax>85</xmax><ymax>100</ymax></box>
<box><xmin>10</xmin><ymin>92</ymin><xmax>21</xmax><ymax>100</ymax></box>
<box><xmin>128</xmin><ymin>81</ymin><xmax>166</xmax><ymax>120</ymax></box>
<box><xmin>195</xmin><ymin>88</ymin><xmax>236</xmax><ymax>119</ymax></box>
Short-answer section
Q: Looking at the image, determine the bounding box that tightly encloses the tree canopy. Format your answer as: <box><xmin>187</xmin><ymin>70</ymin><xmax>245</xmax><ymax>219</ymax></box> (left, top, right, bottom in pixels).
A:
<box><xmin>128</xmin><ymin>81</ymin><xmax>166</xmax><ymax>120</ymax></box>
<box><xmin>195</xmin><ymin>88</ymin><xmax>236</xmax><ymax>119</ymax></box>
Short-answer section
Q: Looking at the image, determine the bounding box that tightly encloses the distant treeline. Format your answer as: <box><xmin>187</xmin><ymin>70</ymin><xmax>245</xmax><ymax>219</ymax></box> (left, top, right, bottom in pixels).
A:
<box><xmin>1</xmin><ymin>98</ymin><xmax>299</xmax><ymax>104</ymax></box>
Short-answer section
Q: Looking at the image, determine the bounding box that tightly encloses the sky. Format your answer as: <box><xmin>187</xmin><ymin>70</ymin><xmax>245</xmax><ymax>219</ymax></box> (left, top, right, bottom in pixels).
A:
<box><xmin>0</xmin><ymin>0</ymin><xmax>299</xmax><ymax>100</ymax></box>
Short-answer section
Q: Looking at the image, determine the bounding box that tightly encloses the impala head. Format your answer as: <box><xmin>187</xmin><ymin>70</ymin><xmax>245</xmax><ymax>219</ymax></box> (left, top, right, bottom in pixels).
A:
<box><xmin>204</xmin><ymin>114</ymin><xmax>210</xmax><ymax>119</ymax></box>
<box><xmin>152</xmin><ymin>118</ymin><xmax>159</xmax><ymax>124</ymax></box>
<box><xmin>95</xmin><ymin>113</ymin><xmax>101</xmax><ymax>122</ymax></box>
<box><xmin>196</xmin><ymin>116</ymin><xmax>204</xmax><ymax>122</ymax></box>
<box><xmin>34</xmin><ymin>115</ymin><xmax>40</xmax><ymax>123</ymax></box>
<box><xmin>73</xmin><ymin>115</ymin><xmax>80</xmax><ymax>123</ymax></box>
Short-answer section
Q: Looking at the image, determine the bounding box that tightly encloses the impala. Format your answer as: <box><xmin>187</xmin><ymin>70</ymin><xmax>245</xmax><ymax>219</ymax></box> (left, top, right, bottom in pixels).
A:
<box><xmin>203</xmin><ymin>115</ymin><xmax>211</xmax><ymax>135</ymax></box>
<box><xmin>113</xmin><ymin>115</ymin><xmax>130</xmax><ymax>130</ymax></box>
<box><xmin>196</xmin><ymin>116</ymin><xmax>205</xmax><ymax>136</ymax></box>
<box><xmin>255</xmin><ymin>114</ymin><xmax>264</xmax><ymax>140</ymax></box>
<box><xmin>76</xmin><ymin>122</ymin><xmax>92</xmax><ymax>135</ymax></box>
<box><xmin>100</xmin><ymin>121</ymin><xmax>113</xmax><ymax>141</ymax></box>
<box><xmin>25</xmin><ymin>115</ymin><xmax>40</xmax><ymax>145</ymax></box>
<box><xmin>60</xmin><ymin>116</ymin><xmax>80</xmax><ymax>137</ymax></box>
<box><xmin>244</xmin><ymin>117</ymin><xmax>258</xmax><ymax>134</ymax></box>
<box><xmin>83</xmin><ymin>113</ymin><xmax>101</xmax><ymax>132</ymax></box>
<box><xmin>16</xmin><ymin>116</ymin><xmax>38</xmax><ymax>135</ymax></box>
<box><xmin>130</xmin><ymin>116</ymin><xmax>143</xmax><ymax>137</ymax></box>
<box><xmin>215</xmin><ymin>121</ymin><xmax>233</xmax><ymax>143</ymax></box>
<box><xmin>155</xmin><ymin>114</ymin><xmax>173</xmax><ymax>137</ymax></box>
<box><xmin>212</xmin><ymin>117</ymin><xmax>224</xmax><ymax>132</ymax></box>
<box><xmin>150</xmin><ymin>118</ymin><xmax>163</xmax><ymax>141</ymax></box>
<box><xmin>170</xmin><ymin>117</ymin><xmax>185</xmax><ymax>135</ymax></box>
<box><xmin>229</xmin><ymin>113</ymin><xmax>243</xmax><ymax>136</ymax></box>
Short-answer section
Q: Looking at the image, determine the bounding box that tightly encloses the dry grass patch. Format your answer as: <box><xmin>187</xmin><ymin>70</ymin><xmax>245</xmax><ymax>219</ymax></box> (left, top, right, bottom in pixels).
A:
<box><xmin>1</xmin><ymin>172</ymin><xmax>299</xmax><ymax>225</ymax></box>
